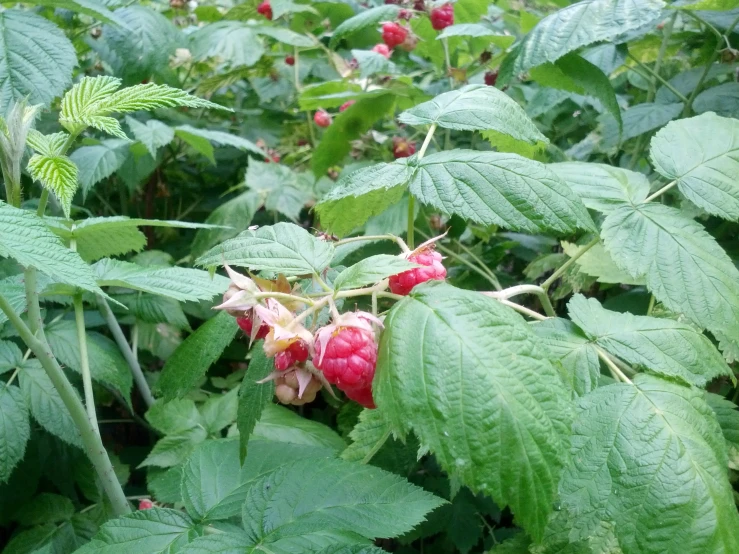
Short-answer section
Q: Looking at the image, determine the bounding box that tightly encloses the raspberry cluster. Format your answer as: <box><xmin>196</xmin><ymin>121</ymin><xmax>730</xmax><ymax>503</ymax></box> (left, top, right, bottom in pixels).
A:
<box><xmin>389</xmin><ymin>245</ymin><xmax>447</xmax><ymax>295</ymax></box>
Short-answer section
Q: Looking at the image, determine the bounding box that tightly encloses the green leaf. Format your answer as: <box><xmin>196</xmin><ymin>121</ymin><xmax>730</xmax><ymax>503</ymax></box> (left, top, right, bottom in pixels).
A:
<box><xmin>19</xmin><ymin>361</ymin><xmax>82</xmax><ymax>448</ymax></box>
<box><xmin>0</xmin><ymin>384</ymin><xmax>29</xmax><ymax>483</ymax></box>
<box><xmin>341</xmin><ymin>409</ymin><xmax>391</xmax><ymax>463</ymax></box>
<box><xmin>0</xmin><ymin>10</ymin><xmax>76</xmax><ymax>112</ymax></box>
<box><xmin>705</xmin><ymin>393</ymin><xmax>739</xmax><ymax>469</ymax></box>
<box><xmin>126</xmin><ymin>118</ymin><xmax>174</xmax><ymax>158</ymax></box>
<box><xmin>46</xmin><ymin>320</ymin><xmax>133</xmax><ymax>401</ymax></box>
<box><xmin>182</xmin><ymin>438</ymin><xmax>336</xmax><ymax>522</ymax></box>
<box><xmin>655</xmin><ymin>64</ymin><xmax>732</xmax><ymax>104</ymax></box>
<box><xmin>94</xmin><ymin>258</ymin><xmax>229</xmax><ymax>302</ymax></box>
<box><xmin>694</xmin><ymin>83</ymin><xmax>739</xmax><ymax>118</ymax></box>
<box><xmin>253</xmin><ymin>25</ymin><xmax>314</xmax><ymax>47</ymax></box>
<box><xmin>568</xmin><ymin>294</ymin><xmax>731</xmax><ymax>387</ymax></box>
<box><xmin>0</xmin><ymin>340</ymin><xmax>22</xmax><ymax>374</ymax></box>
<box><xmin>334</xmin><ymin>255</ymin><xmax>418</xmax><ymax>291</ymax></box>
<box><xmin>330</xmin><ymin>5</ymin><xmax>401</xmax><ymax>47</ymax></box>
<box><xmin>556</xmin><ymin>374</ymin><xmax>739</xmax><ymax>554</ymax></box>
<box><xmin>27</xmin><ymin>153</ymin><xmax>78</xmax><ymax>219</ymax></box>
<box><xmin>75</xmin><ymin>508</ymin><xmax>198</xmax><ymax>554</ymax></box>
<box><xmin>352</xmin><ymin>50</ymin><xmax>398</xmax><ymax>79</ymax></box>
<box><xmin>375</xmin><ymin>282</ymin><xmax>572</xmax><ymax>540</ymax></box>
<box><xmin>601</xmin><ymin>102</ymin><xmax>683</xmax><ymax>150</ymax></box>
<box><xmin>398</xmin><ymin>84</ymin><xmax>547</xmax><ymax>145</ymax></box>
<box><xmin>252</xmin><ymin>404</ymin><xmax>346</xmax><ymax>452</ymax></box>
<box><xmin>237</xmin><ymin>346</ymin><xmax>275</xmax><ymax>461</ymax></box>
<box><xmin>190</xmin><ymin>22</ymin><xmax>264</xmax><ymax>68</ymax></box>
<box><xmin>15</xmin><ymin>493</ymin><xmax>74</xmax><ymax>526</ymax></box>
<box><xmin>561</xmin><ymin>240</ymin><xmax>645</xmax><ymax>285</ymax></box>
<box><xmin>140</xmin><ymin>428</ymin><xmax>208</xmax><ymax>469</ymax></box>
<box><xmin>549</xmin><ymin>162</ymin><xmax>649</xmax><ymax>213</ymax></box>
<box><xmin>156</xmin><ymin>312</ymin><xmax>239</xmax><ymax>400</ymax></box>
<box><xmin>22</xmin><ymin>0</ymin><xmax>128</xmax><ymax>26</ymax></box>
<box><xmin>532</xmin><ymin>318</ymin><xmax>600</xmax><ymax>398</ymax></box>
<box><xmin>681</xmin><ymin>0</ymin><xmax>739</xmax><ymax>10</ymax></box>
<box><xmin>312</xmin><ymin>93</ymin><xmax>396</xmax><ymax>177</ymax></box>
<box><xmin>241</xmin><ymin>457</ymin><xmax>445</xmax><ymax>543</ymax></box>
<box><xmin>197</xmin><ymin>222</ymin><xmax>335</xmax><ymax>276</ymax></box>
<box><xmin>116</xmin><ymin>294</ymin><xmax>190</xmax><ymax>329</ymax></box>
<box><xmin>411</xmin><ymin>151</ymin><xmax>595</xmax><ymax>235</ymax></box>
<box><xmin>201</xmin><ymin>388</ymin><xmax>238</xmax><ymax>434</ymax></box>
<box><xmin>0</xmin><ymin>202</ymin><xmax>102</xmax><ymax>293</ymax></box>
<box><xmin>191</xmin><ymin>191</ymin><xmax>262</xmax><ymax>259</ymax></box>
<box><xmin>436</xmin><ymin>23</ymin><xmax>516</xmax><ymax>48</ymax></box>
<box><xmin>512</xmin><ymin>0</ymin><xmax>665</xmax><ymax>73</ymax></box>
<box><xmin>174</xmin><ymin>125</ymin><xmax>266</xmax><ymax>157</ymax></box>
<box><xmin>146</xmin><ymin>398</ymin><xmax>204</xmax><ymax>435</ymax></box>
<box><xmin>270</xmin><ymin>0</ymin><xmax>319</xmax><ymax>18</ymax></box>
<box><xmin>602</xmin><ymin>203</ymin><xmax>739</xmax><ymax>355</ymax></box>
<box><xmin>70</xmin><ymin>139</ymin><xmax>129</xmax><ymax>198</ymax></box>
<box><xmin>650</xmin><ymin>112</ymin><xmax>739</xmax><ymax>220</ymax></box>
<box><xmin>315</xmin><ymin>161</ymin><xmax>412</xmax><ymax>237</ymax></box>
<box><xmin>298</xmin><ymin>81</ymin><xmax>363</xmax><ymax>111</ymax></box>
<box><xmin>26</xmin><ymin>130</ymin><xmax>68</xmax><ymax>156</ymax></box>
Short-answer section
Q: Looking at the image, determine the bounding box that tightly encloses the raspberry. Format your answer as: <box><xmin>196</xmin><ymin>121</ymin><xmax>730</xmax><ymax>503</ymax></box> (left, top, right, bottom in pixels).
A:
<box><xmin>430</xmin><ymin>3</ymin><xmax>454</xmax><ymax>30</ymax></box>
<box><xmin>389</xmin><ymin>246</ymin><xmax>447</xmax><ymax>295</ymax></box>
<box><xmin>484</xmin><ymin>70</ymin><xmax>498</xmax><ymax>87</ymax></box>
<box><xmin>382</xmin><ymin>22</ymin><xmax>408</xmax><ymax>48</ymax></box>
<box><xmin>372</xmin><ymin>43</ymin><xmax>391</xmax><ymax>59</ymax></box>
<box><xmin>398</xmin><ymin>9</ymin><xmax>413</xmax><ymax>20</ymax></box>
<box><xmin>257</xmin><ymin>0</ymin><xmax>272</xmax><ymax>19</ymax></box>
<box><xmin>344</xmin><ymin>385</ymin><xmax>375</xmax><ymax>409</ymax></box>
<box><xmin>392</xmin><ymin>137</ymin><xmax>416</xmax><ymax>158</ymax></box>
<box><xmin>139</xmin><ymin>499</ymin><xmax>154</xmax><ymax>510</ymax></box>
<box><xmin>314</xmin><ymin>110</ymin><xmax>332</xmax><ymax>127</ymax></box>
<box><xmin>339</xmin><ymin>100</ymin><xmax>356</xmax><ymax>112</ymax></box>
<box><xmin>413</xmin><ymin>0</ymin><xmax>425</xmax><ymax>10</ymax></box>
<box><xmin>237</xmin><ymin>314</ymin><xmax>269</xmax><ymax>340</ymax></box>
<box><xmin>314</xmin><ymin>327</ymin><xmax>377</xmax><ymax>391</ymax></box>
<box><xmin>274</xmin><ymin>339</ymin><xmax>309</xmax><ymax>371</ymax></box>
<box><xmin>285</xmin><ymin>55</ymin><xmax>295</xmax><ymax>66</ymax></box>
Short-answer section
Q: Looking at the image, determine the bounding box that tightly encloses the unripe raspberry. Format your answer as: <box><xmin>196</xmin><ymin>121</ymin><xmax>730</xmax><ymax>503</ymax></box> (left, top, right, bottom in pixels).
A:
<box><xmin>274</xmin><ymin>339</ymin><xmax>309</xmax><ymax>371</ymax></box>
<box><xmin>392</xmin><ymin>137</ymin><xmax>416</xmax><ymax>158</ymax></box>
<box><xmin>382</xmin><ymin>22</ymin><xmax>408</xmax><ymax>48</ymax></box>
<box><xmin>275</xmin><ymin>383</ymin><xmax>297</xmax><ymax>404</ymax></box>
<box><xmin>484</xmin><ymin>70</ymin><xmax>498</xmax><ymax>87</ymax></box>
<box><xmin>314</xmin><ymin>327</ymin><xmax>377</xmax><ymax>391</ymax></box>
<box><xmin>430</xmin><ymin>3</ymin><xmax>454</xmax><ymax>30</ymax></box>
<box><xmin>389</xmin><ymin>246</ymin><xmax>446</xmax><ymax>295</ymax></box>
<box><xmin>285</xmin><ymin>55</ymin><xmax>295</xmax><ymax>65</ymax></box>
<box><xmin>339</xmin><ymin>100</ymin><xmax>356</xmax><ymax>112</ymax></box>
<box><xmin>372</xmin><ymin>43</ymin><xmax>392</xmax><ymax>59</ymax></box>
<box><xmin>400</xmin><ymin>33</ymin><xmax>418</xmax><ymax>52</ymax></box>
<box><xmin>237</xmin><ymin>314</ymin><xmax>269</xmax><ymax>340</ymax></box>
<box><xmin>314</xmin><ymin>110</ymin><xmax>332</xmax><ymax>127</ymax></box>
<box><xmin>139</xmin><ymin>499</ymin><xmax>154</xmax><ymax>510</ymax></box>
<box><xmin>257</xmin><ymin>0</ymin><xmax>272</xmax><ymax>20</ymax></box>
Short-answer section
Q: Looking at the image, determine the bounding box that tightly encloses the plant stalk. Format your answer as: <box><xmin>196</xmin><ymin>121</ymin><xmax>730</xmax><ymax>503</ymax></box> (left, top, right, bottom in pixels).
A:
<box><xmin>645</xmin><ymin>179</ymin><xmax>677</xmax><ymax>202</ymax></box>
<box><xmin>74</xmin><ymin>294</ymin><xmax>99</xmax><ymax>434</ymax></box>
<box><xmin>541</xmin><ymin>237</ymin><xmax>599</xmax><ymax>292</ymax></box>
<box><xmin>406</xmin><ymin>124</ymin><xmax>438</xmax><ymax>249</ymax></box>
<box><xmin>597</xmin><ymin>347</ymin><xmax>633</xmax><ymax>384</ymax></box>
<box><xmin>487</xmin><ymin>284</ymin><xmax>556</xmax><ymax>317</ymax></box>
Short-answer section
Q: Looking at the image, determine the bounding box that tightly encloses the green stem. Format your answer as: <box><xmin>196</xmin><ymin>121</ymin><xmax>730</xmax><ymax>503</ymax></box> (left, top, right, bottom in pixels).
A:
<box><xmin>541</xmin><ymin>237</ymin><xmax>599</xmax><ymax>292</ymax></box>
<box><xmin>74</xmin><ymin>294</ymin><xmax>99</xmax><ymax>434</ymax></box>
<box><xmin>334</xmin><ymin>234</ymin><xmax>410</xmax><ymax>253</ymax></box>
<box><xmin>36</xmin><ymin>189</ymin><xmax>49</xmax><ymax>217</ymax></box>
<box><xmin>24</xmin><ymin>268</ymin><xmax>43</xmax><ymax>336</ymax></box>
<box><xmin>362</xmin><ymin>429</ymin><xmax>391</xmax><ymax>464</ymax></box>
<box><xmin>453</xmin><ymin>239</ymin><xmax>501</xmax><ymax>290</ymax></box>
<box><xmin>406</xmin><ymin>124</ymin><xmax>438</xmax><ymax>249</ymax></box>
<box><xmin>645</xmin><ymin>179</ymin><xmax>677</xmax><ymax>202</ymax></box>
<box><xmin>491</xmin><ymin>297</ymin><xmax>547</xmax><ymax>321</ymax></box>
<box><xmin>0</xmin><ymin>293</ymin><xmax>130</xmax><ymax>515</ymax></box>
<box><xmin>488</xmin><ymin>284</ymin><xmax>556</xmax><ymax>317</ymax></box>
<box><xmin>597</xmin><ymin>347</ymin><xmax>633</xmax><ymax>384</ymax></box>
<box><xmin>97</xmin><ymin>296</ymin><xmax>155</xmax><ymax>408</ymax></box>
<box><xmin>626</xmin><ymin>54</ymin><xmax>689</xmax><ymax>103</ymax></box>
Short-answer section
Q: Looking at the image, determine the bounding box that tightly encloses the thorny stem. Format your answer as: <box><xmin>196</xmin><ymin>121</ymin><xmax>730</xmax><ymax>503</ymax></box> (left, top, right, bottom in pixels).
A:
<box><xmin>645</xmin><ymin>180</ymin><xmax>677</xmax><ymax>203</ymax></box>
<box><xmin>74</xmin><ymin>293</ymin><xmax>99</xmax><ymax>434</ymax></box>
<box><xmin>597</xmin><ymin>347</ymin><xmax>633</xmax><ymax>384</ymax></box>
<box><xmin>541</xmin><ymin>237</ymin><xmax>600</xmax><ymax>292</ymax></box>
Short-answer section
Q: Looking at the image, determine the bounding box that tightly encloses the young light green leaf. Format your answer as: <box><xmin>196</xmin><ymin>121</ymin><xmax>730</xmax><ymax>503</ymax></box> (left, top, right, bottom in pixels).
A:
<box><xmin>556</xmin><ymin>374</ymin><xmax>739</xmax><ymax>554</ymax></box>
<box><xmin>0</xmin><ymin>384</ymin><xmax>29</xmax><ymax>483</ymax></box>
<box><xmin>237</xmin><ymin>346</ymin><xmax>275</xmax><ymax>461</ymax></box>
<box><xmin>512</xmin><ymin>0</ymin><xmax>665</xmax><ymax>73</ymax></box>
<box><xmin>241</xmin><ymin>457</ymin><xmax>445</xmax><ymax>543</ymax></box>
<box><xmin>70</xmin><ymin>139</ymin><xmax>129</xmax><ymax>198</ymax></box>
<box><xmin>26</xmin><ymin>153</ymin><xmax>78</xmax><ymax>219</ymax></box>
<box><xmin>705</xmin><ymin>393</ymin><xmax>739</xmax><ymax>468</ymax></box>
<box><xmin>602</xmin><ymin>203</ymin><xmax>739</xmax><ymax>355</ymax></box>
<box><xmin>0</xmin><ymin>10</ymin><xmax>76</xmax><ymax>112</ymax></box>
<box><xmin>197</xmin><ymin>222</ymin><xmax>335</xmax><ymax>276</ymax></box>
<box><xmin>410</xmin><ymin>151</ymin><xmax>595</xmax><ymax>235</ymax></box>
<box><xmin>126</xmin><ymin>118</ymin><xmax>174</xmax><ymax>158</ymax></box>
<box><xmin>375</xmin><ymin>282</ymin><xmax>572</xmax><ymax>540</ymax></box>
<box><xmin>182</xmin><ymin>438</ymin><xmax>336</xmax><ymax>522</ymax></box>
<box><xmin>568</xmin><ymin>294</ymin><xmax>731</xmax><ymax>386</ymax></box>
<box><xmin>156</xmin><ymin>312</ymin><xmax>239</xmax><ymax>400</ymax></box>
<box><xmin>532</xmin><ymin>318</ymin><xmax>600</xmax><ymax>398</ymax></box>
<box><xmin>174</xmin><ymin>125</ymin><xmax>266</xmax><ymax>157</ymax></box>
<box><xmin>334</xmin><ymin>255</ymin><xmax>417</xmax><ymax>291</ymax></box>
<box><xmin>330</xmin><ymin>5</ymin><xmax>401</xmax><ymax>47</ymax></box>
<box><xmin>650</xmin><ymin>112</ymin><xmax>739</xmax><ymax>220</ymax></box>
<box><xmin>549</xmin><ymin>162</ymin><xmax>649</xmax><ymax>213</ymax></box>
<box><xmin>681</xmin><ymin>0</ymin><xmax>739</xmax><ymax>10</ymax></box>
<box><xmin>341</xmin><ymin>409</ymin><xmax>391</xmax><ymax>463</ymax></box>
<box><xmin>25</xmin><ymin>130</ymin><xmax>68</xmax><ymax>156</ymax></box>
<box><xmin>19</xmin><ymin>361</ymin><xmax>82</xmax><ymax>448</ymax></box>
<box><xmin>315</xmin><ymin>161</ymin><xmax>413</xmax><ymax>237</ymax></box>
<box><xmin>398</xmin><ymin>85</ymin><xmax>547</xmax><ymax>145</ymax></box>
<box><xmin>74</xmin><ymin>508</ymin><xmax>198</xmax><ymax>554</ymax></box>
<box><xmin>252</xmin><ymin>404</ymin><xmax>346</xmax><ymax>452</ymax></box>
<box><xmin>561</xmin><ymin>241</ymin><xmax>645</xmax><ymax>285</ymax></box>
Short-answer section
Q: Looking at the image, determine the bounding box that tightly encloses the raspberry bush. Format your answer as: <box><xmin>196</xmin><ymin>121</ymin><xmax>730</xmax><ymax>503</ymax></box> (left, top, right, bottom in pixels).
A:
<box><xmin>1</xmin><ymin>1</ymin><xmax>739</xmax><ymax>553</ymax></box>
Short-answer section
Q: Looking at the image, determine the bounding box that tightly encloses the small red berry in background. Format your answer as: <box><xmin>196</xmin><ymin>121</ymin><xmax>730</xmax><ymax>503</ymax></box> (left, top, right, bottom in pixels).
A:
<box><xmin>339</xmin><ymin>100</ymin><xmax>356</xmax><ymax>112</ymax></box>
<box><xmin>274</xmin><ymin>340</ymin><xmax>309</xmax><ymax>371</ymax></box>
<box><xmin>382</xmin><ymin>22</ymin><xmax>408</xmax><ymax>48</ymax></box>
<box><xmin>484</xmin><ymin>70</ymin><xmax>499</xmax><ymax>87</ymax></box>
<box><xmin>372</xmin><ymin>43</ymin><xmax>392</xmax><ymax>59</ymax></box>
<box><xmin>413</xmin><ymin>0</ymin><xmax>425</xmax><ymax>10</ymax></box>
<box><xmin>314</xmin><ymin>110</ymin><xmax>332</xmax><ymax>127</ymax></box>
<box><xmin>257</xmin><ymin>0</ymin><xmax>272</xmax><ymax>20</ymax></box>
<box><xmin>285</xmin><ymin>55</ymin><xmax>295</xmax><ymax>66</ymax></box>
<box><xmin>392</xmin><ymin>137</ymin><xmax>416</xmax><ymax>158</ymax></box>
<box><xmin>389</xmin><ymin>245</ymin><xmax>447</xmax><ymax>295</ymax></box>
<box><xmin>139</xmin><ymin>499</ymin><xmax>154</xmax><ymax>510</ymax></box>
<box><xmin>430</xmin><ymin>3</ymin><xmax>454</xmax><ymax>30</ymax></box>
<box><xmin>398</xmin><ymin>9</ymin><xmax>413</xmax><ymax>20</ymax></box>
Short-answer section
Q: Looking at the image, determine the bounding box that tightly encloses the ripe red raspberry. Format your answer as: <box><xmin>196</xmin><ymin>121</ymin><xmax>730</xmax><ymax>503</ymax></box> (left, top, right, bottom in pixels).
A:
<box><xmin>344</xmin><ymin>385</ymin><xmax>375</xmax><ymax>409</ymax></box>
<box><xmin>285</xmin><ymin>55</ymin><xmax>295</xmax><ymax>66</ymax></box>
<box><xmin>139</xmin><ymin>499</ymin><xmax>154</xmax><ymax>510</ymax></box>
<box><xmin>372</xmin><ymin>43</ymin><xmax>391</xmax><ymax>59</ymax></box>
<box><xmin>237</xmin><ymin>314</ymin><xmax>269</xmax><ymax>340</ymax></box>
<box><xmin>430</xmin><ymin>3</ymin><xmax>454</xmax><ymax>30</ymax></box>
<box><xmin>274</xmin><ymin>340</ymin><xmax>309</xmax><ymax>371</ymax></box>
<box><xmin>382</xmin><ymin>22</ymin><xmax>408</xmax><ymax>48</ymax></box>
<box><xmin>339</xmin><ymin>100</ymin><xmax>356</xmax><ymax>112</ymax></box>
<box><xmin>484</xmin><ymin>70</ymin><xmax>498</xmax><ymax>87</ymax></box>
<box><xmin>389</xmin><ymin>246</ymin><xmax>447</xmax><ymax>295</ymax></box>
<box><xmin>314</xmin><ymin>110</ymin><xmax>332</xmax><ymax>127</ymax></box>
<box><xmin>314</xmin><ymin>327</ymin><xmax>377</xmax><ymax>391</ymax></box>
<box><xmin>392</xmin><ymin>137</ymin><xmax>416</xmax><ymax>158</ymax></box>
<box><xmin>257</xmin><ymin>0</ymin><xmax>272</xmax><ymax>19</ymax></box>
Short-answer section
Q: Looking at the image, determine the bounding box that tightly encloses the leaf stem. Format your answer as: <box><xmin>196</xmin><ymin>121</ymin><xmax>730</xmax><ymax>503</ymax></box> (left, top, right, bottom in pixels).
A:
<box><xmin>541</xmin><ymin>237</ymin><xmax>599</xmax><ymax>292</ymax></box>
<box><xmin>406</xmin><ymin>124</ymin><xmax>438</xmax><ymax>249</ymax></box>
<box><xmin>492</xmin><ymin>298</ymin><xmax>547</xmax><ymax>321</ymax></box>
<box><xmin>596</xmin><ymin>347</ymin><xmax>633</xmax><ymax>384</ymax></box>
<box><xmin>626</xmin><ymin>53</ymin><xmax>689</xmax><ymax>103</ymax></box>
<box><xmin>334</xmin><ymin>234</ymin><xmax>410</xmax><ymax>253</ymax></box>
<box><xmin>487</xmin><ymin>284</ymin><xmax>556</xmax><ymax>317</ymax></box>
<box><xmin>74</xmin><ymin>293</ymin><xmax>99</xmax><ymax>434</ymax></box>
<box><xmin>645</xmin><ymin>179</ymin><xmax>676</xmax><ymax>202</ymax></box>
<box><xmin>361</xmin><ymin>428</ymin><xmax>391</xmax><ymax>464</ymax></box>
